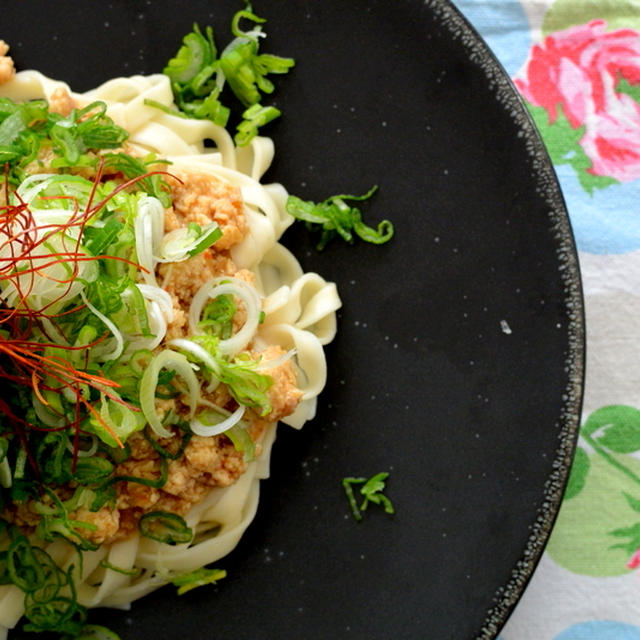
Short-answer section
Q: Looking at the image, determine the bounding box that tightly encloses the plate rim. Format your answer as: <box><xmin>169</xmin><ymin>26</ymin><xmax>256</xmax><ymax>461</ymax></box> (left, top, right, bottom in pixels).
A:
<box><xmin>431</xmin><ymin>1</ymin><xmax>586</xmax><ymax>636</ymax></box>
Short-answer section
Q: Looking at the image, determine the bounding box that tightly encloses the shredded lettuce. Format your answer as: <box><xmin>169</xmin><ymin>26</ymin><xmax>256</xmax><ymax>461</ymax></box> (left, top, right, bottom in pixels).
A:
<box><xmin>225</xmin><ymin>423</ymin><xmax>256</xmax><ymax>461</ymax></box>
<box><xmin>160</xmin><ymin>221</ymin><xmax>222</xmax><ymax>262</ymax></box>
<box><xmin>190</xmin><ymin>334</ymin><xmax>273</xmax><ymax>416</ymax></box>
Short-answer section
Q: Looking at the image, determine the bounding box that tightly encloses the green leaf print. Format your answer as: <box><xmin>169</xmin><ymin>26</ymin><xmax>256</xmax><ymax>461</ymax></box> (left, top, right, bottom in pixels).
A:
<box><xmin>623</xmin><ymin>492</ymin><xmax>640</xmax><ymax>515</ymax></box>
<box><xmin>527</xmin><ymin>104</ymin><xmax>584</xmax><ymax>163</ymax></box>
<box><xmin>610</xmin><ymin>521</ymin><xmax>640</xmax><ymax>556</ymax></box>
<box><xmin>527</xmin><ymin>103</ymin><xmax>618</xmax><ymax>194</ymax></box>
<box><xmin>564</xmin><ymin>446</ymin><xmax>590</xmax><ymax>500</ymax></box>
<box><xmin>584</xmin><ymin>405</ymin><xmax>640</xmax><ymax>454</ymax></box>
<box><xmin>542</xmin><ymin>0</ymin><xmax>640</xmax><ymax>36</ymax></box>
<box><xmin>597</xmin><ymin>421</ymin><xmax>640</xmax><ymax>454</ymax></box>
<box><xmin>547</xmin><ymin>451</ymin><xmax>640</xmax><ymax>576</ymax></box>
<box><xmin>617</xmin><ymin>77</ymin><xmax>640</xmax><ymax>105</ymax></box>
<box><xmin>548</xmin><ymin>406</ymin><xmax>640</xmax><ymax>575</ymax></box>
<box><xmin>609</xmin><ymin>494</ymin><xmax>640</xmax><ymax>554</ymax></box>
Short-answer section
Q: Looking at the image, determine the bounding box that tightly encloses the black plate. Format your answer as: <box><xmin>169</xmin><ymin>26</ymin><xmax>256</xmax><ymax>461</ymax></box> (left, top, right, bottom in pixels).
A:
<box><xmin>3</xmin><ymin>1</ymin><xmax>584</xmax><ymax>638</ymax></box>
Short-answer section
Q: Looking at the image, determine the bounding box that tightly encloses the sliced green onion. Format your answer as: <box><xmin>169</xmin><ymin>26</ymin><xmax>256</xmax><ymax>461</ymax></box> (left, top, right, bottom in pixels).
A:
<box><xmin>99</xmin><ymin>561</ymin><xmax>141</xmax><ymax>578</ymax></box>
<box><xmin>139</xmin><ymin>511</ymin><xmax>193</xmax><ymax>545</ymax></box>
<box><xmin>32</xmin><ymin>394</ymin><xmax>66</xmax><ymax>428</ymax></box>
<box><xmin>235</xmin><ymin>103</ymin><xmax>281</xmax><ymax>147</ymax></box>
<box><xmin>133</xmin><ymin>285</ymin><xmax>174</xmax><ymax>351</ymax></box>
<box><xmin>140</xmin><ymin>350</ymin><xmax>201</xmax><ymax>438</ymax></box>
<box><xmin>93</xmin><ymin>394</ymin><xmax>146</xmax><ymax>448</ymax></box>
<box><xmin>134</xmin><ymin>195</ymin><xmax>165</xmax><ymax>286</ymax></box>
<box><xmin>144</xmin><ymin>428</ymin><xmax>192</xmax><ymax>461</ymax></box>
<box><xmin>65</xmin><ymin>435</ymin><xmax>98</xmax><ymax>459</ymax></box>
<box><xmin>7</xmin><ymin>534</ymin><xmax>46</xmax><ymax>592</ymax></box>
<box><xmin>136</xmin><ymin>284</ymin><xmax>174</xmax><ymax>321</ymax></box>
<box><xmin>256</xmin><ymin>348</ymin><xmax>296</xmax><ymax>371</ymax></box>
<box><xmin>0</xmin><ymin>437</ymin><xmax>11</xmax><ymax>489</ymax></box>
<box><xmin>190</xmin><ymin>405</ymin><xmax>245</xmax><ymax>437</ymax></box>
<box><xmin>229</xmin><ymin>9</ymin><xmax>266</xmax><ymax>40</ymax></box>
<box><xmin>159</xmin><ymin>222</ymin><xmax>222</xmax><ymax>262</ymax></box>
<box><xmin>188</xmin><ymin>277</ymin><xmax>261</xmax><ymax>357</ymax></box>
<box><xmin>79</xmin><ymin>290</ymin><xmax>124</xmax><ymax>361</ymax></box>
<box><xmin>163</xmin><ymin>24</ymin><xmax>217</xmax><ymax>85</ymax></box>
<box><xmin>171</xmin><ymin>567</ymin><xmax>226</xmax><ymax>595</ymax></box>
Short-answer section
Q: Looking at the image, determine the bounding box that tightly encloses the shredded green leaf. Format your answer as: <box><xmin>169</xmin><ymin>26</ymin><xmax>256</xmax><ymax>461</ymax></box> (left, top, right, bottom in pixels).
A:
<box><xmin>0</xmin><ymin>526</ymin><xmax>88</xmax><ymax>636</ymax></box>
<box><xmin>161</xmin><ymin>221</ymin><xmax>223</xmax><ymax>262</ymax></box>
<box><xmin>190</xmin><ymin>335</ymin><xmax>273</xmax><ymax>416</ymax></box>
<box><xmin>0</xmin><ymin>98</ymin><xmax>128</xmax><ymax>184</ymax></box>
<box><xmin>170</xmin><ymin>566</ymin><xmax>227</xmax><ymax>595</ymax></box>
<box><xmin>286</xmin><ymin>186</ymin><xmax>394</xmax><ymax>250</ymax></box>
<box><xmin>234</xmin><ymin>103</ymin><xmax>281</xmax><ymax>147</ymax></box>
<box><xmin>225</xmin><ymin>423</ymin><xmax>256</xmax><ymax>461</ymax></box>
<box><xmin>101</xmin><ymin>152</ymin><xmax>171</xmax><ymax>206</ymax></box>
<box><xmin>160</xmin><ymin>10</ymin><xmax>294</xmax><ymax>145</ymax></box>
<box><xmin>198</xmin><ymin>293</ymin><xmax>237</xmax><ymax>339</ymax></box>
<box><xmin>342</xmin><ymin>473</ymin><xmax>395</xmax><ymax>521</ymax></box>
<box><xmin>164</xmin><ymin>24</ymin><xmax>218</xmax><ymax>85</ymax></box>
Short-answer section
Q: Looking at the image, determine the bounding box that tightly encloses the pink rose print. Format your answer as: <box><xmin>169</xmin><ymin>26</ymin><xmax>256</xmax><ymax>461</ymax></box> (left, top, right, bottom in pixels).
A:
<box><xmin>628</xmin><ymin>548</ymin><xmax>640</xmax><ymax>570</ymax></box>
<box><xmin>515</xmin><ymin>20</ymin><xmax>640</xmax><ymax>182</ymax></box>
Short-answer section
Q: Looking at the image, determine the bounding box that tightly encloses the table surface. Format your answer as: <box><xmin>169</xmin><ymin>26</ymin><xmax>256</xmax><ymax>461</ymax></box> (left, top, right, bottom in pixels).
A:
<box><xmin>453</xmin><ymin>1</ymin><xmax>640</xmax><ymax>639</ymax></box>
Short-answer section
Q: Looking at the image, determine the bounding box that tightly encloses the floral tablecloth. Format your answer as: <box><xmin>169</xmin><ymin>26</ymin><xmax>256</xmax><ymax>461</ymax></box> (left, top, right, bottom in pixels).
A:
<box><xmin>452</xmin><ymin>1</ymin><xmax>640</xmax><ymax>638</ymax></box>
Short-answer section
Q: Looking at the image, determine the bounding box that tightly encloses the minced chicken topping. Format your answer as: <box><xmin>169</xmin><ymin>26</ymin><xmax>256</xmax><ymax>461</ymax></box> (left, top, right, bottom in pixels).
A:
<box><xmin>0</xmin><ymin>40</ymin><xmax>15</xmax><ymax>85</ymax></box>
<box><xmin>3</xmin><ymin>167</ymin><xmax>302</xmax><ymax>546</ymax></box>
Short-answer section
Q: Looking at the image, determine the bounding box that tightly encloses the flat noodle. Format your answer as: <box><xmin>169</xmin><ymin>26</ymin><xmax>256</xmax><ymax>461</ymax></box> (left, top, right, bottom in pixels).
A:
<box><xmin>0</xmin><ymin>71</ymin><xmax>340</xmax><ymax>633</ymax></box>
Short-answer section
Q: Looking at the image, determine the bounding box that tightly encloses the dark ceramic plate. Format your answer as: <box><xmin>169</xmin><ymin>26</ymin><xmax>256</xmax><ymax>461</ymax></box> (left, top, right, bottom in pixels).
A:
<box><xmin>4</xmin><ymin>1</ymin><xmax>584</xmax><ymax>638</ymax></box>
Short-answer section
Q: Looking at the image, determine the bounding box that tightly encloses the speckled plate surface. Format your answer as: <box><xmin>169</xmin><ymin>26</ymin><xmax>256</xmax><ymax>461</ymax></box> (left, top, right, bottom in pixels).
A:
<box><xmin>4</xmin><ymin>1</ymin><xmax>583</xmax><ymax>638</ymax></box>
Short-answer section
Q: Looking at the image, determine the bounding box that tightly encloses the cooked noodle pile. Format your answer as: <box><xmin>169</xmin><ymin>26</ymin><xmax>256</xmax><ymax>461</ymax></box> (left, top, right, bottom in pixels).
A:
<box><xmin>0</xmin><ymin>68</ymin><xmax>340</xmax><ymax>635</ymax></box>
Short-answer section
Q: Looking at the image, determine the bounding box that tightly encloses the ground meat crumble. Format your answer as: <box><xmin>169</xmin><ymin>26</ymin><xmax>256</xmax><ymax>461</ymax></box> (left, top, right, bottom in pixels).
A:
<box><xmin>0</xmin><ymin>41</ymin><xmax>15</xmax><ymax>85</ymax></box>
<box><xmin>3</xmin><ymin>169</ymin><xmax>302</xmax><ymax>547</ymax></box>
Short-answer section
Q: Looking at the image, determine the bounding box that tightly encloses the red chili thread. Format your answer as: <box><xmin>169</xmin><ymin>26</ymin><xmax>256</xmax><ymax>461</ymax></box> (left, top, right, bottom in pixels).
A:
<box><xmin>0</xmin><ymin>162</ymin><xmax>172</xmax><ymax>467</ymax></box>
